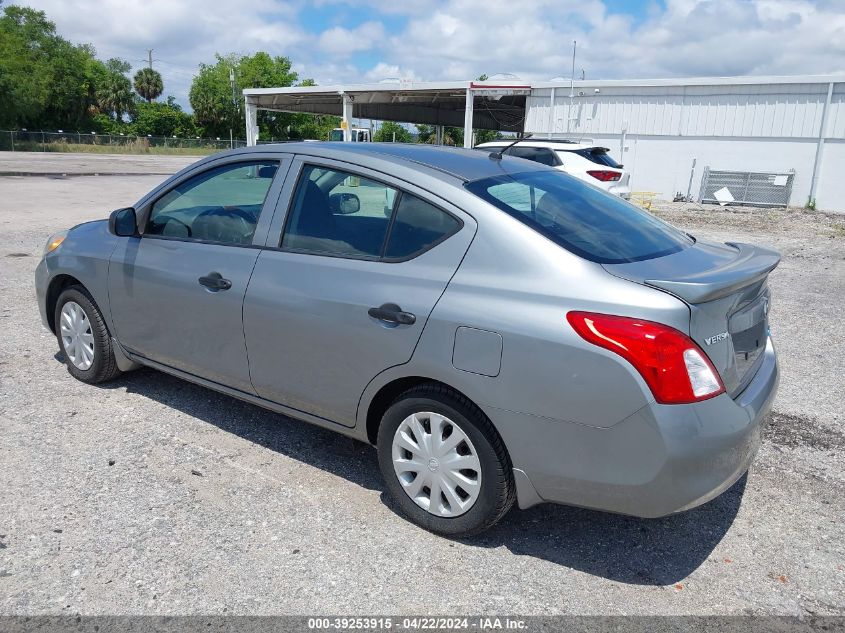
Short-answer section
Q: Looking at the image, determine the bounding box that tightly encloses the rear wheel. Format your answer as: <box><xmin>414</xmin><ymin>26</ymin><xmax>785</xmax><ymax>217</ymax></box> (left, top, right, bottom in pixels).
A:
<box><xmin>377</xmin><ymin>384</ymin><xmax>515</xmax><ymax>537</ymax></box>
<box><xmin>55</xmin><ymin>286</ymin><xmax>121</xmax><ymax>384</ymax></box>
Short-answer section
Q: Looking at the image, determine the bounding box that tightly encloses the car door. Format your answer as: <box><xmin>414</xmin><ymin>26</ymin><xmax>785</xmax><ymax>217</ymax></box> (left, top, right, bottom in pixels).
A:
<box><xmin>243</xmin><ymin>157</ymin><xmax>476</xmax><ymax>427</ymax></box>
<box><xmin>108</xmin><ymin>155</ymin><xmax>290</xmax><ymax>393</ymax></box>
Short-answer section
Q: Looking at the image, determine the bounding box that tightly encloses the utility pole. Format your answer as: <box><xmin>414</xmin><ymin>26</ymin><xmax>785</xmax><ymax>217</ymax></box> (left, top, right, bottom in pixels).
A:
<box><xmin>147</xmin><ymin>49</ymin><xmax>154</xmax><ymax>70</ymax></box>
<box><xmin>567</xmin><ymin>40</ymin><xmax>576</xmax><ymax>134</ymax></box>
<box><xmin>230</xmin><ymin>67</ymin><xmax>237</xmax><ymax>149</ymax></box>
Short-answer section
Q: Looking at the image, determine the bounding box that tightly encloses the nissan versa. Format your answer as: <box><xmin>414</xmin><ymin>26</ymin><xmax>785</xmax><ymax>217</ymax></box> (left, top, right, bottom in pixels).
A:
<box><xmin>35</xmin><ymin>143</ymin><xmax>780</xmax><ymax>536</ymax></box>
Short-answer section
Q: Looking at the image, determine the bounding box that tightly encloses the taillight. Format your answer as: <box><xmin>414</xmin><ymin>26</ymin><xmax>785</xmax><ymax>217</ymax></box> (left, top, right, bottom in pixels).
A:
<box><xmin>566</xmin><ymin>311</ymin><xmax>725</xmax><ymax>404</ymax></box>
<box><xmin>586</xmin><ymin>170</ymin><xmax>621</xmax><ymax>182</ymax></box>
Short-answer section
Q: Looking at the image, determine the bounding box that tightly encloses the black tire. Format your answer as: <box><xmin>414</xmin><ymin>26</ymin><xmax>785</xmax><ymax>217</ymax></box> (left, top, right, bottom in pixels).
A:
<box><xmin>377</xmin><ymin>383</ymin><xmax>515</xmax><ymax>537</ymax></box>
<box><xmin>54</xmin><ymin>285</ymin><xmax>122</xmax><ymax>384</ymax></box>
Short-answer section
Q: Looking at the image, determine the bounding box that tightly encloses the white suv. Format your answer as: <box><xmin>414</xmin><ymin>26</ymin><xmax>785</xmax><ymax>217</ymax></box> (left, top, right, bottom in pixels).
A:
<box><xmin>475</xmin><ymin>140</ymin><xmax>631</xmax><ymax>199</ymax></box>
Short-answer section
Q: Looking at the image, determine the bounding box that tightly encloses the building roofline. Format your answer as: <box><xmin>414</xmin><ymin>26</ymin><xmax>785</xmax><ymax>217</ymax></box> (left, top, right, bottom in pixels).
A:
<box><xmin>244</xmin><ymin>74</ymin><xmax>845</xmax><ymax>98</ymax></box>
<box><xmin>522</xmin><ymin>74</ymin><xmax>845</xmax><ymax>89</ymax></box>
<box><xmin>244</xmin><ymin>81</ymin><xmax>472</xmax><ymax>97</ymax></box>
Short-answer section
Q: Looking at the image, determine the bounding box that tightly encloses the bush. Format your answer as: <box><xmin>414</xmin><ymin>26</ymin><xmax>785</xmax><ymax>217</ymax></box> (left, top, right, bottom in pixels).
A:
<box><xmin>129</xmin><ymin>101</ymin><xmax>198</xmax><ymax>138</ymax></box>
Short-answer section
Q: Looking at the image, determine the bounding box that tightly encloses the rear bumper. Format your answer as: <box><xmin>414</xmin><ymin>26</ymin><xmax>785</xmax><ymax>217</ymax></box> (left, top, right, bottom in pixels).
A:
<box><xmin>491</xmin><ymin>337</ymin><xmax>779</xmax><ymax>517</ymax></box>
<box><xmin>607</xmin><ymin>180</ymin><xmax>631</xmax><ymax>199</ymax></box>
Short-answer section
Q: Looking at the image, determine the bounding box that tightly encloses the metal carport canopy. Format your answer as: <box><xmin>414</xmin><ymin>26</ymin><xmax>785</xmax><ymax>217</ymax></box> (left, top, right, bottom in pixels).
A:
<box><xmin>242</xmin><ymin>80</ymin><xmax>529</xmax><ymax>147</ymax></box>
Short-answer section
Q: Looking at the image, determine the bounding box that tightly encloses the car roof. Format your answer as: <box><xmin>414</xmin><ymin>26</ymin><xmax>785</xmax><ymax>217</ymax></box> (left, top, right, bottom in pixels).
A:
<box><xmin>215</xmin><ymin>142</ymin><xmax>557</xmax><ymax>182</ymax></box>
<box><xmin>476</xmin><ymin>140</ymin><xmax>608</xmax><ymax>151</ymax></box>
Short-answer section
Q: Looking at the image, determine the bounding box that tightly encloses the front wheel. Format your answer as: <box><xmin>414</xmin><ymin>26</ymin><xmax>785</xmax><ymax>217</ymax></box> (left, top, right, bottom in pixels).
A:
<box><xmin>377</xmin><ymin>384</ymin><xmax>515</xmax><ymax>537</ymax></box>
<box><xmin>55</xmin><ymin>286</ymin><xmax>122</xmax><ymax>384</ymax></box>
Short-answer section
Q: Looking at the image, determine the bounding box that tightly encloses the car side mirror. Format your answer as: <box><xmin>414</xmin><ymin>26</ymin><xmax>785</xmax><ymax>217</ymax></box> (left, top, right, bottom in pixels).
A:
<box><xmin>329</xmin><ymin>192</ymin><xmax>360</xmax><ymax>215</ymax></box>
<box><xmin>108</xmin><ymin>207</ymin><xmax>138</xmax><ymax>237</ymax></box>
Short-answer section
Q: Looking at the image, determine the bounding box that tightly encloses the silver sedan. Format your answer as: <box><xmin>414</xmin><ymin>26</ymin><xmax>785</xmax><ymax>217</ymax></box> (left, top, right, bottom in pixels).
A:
<box><xmin>35</xmin><ymin>143</ymin><xmax>779</xmax><ymax>536</ymax></box>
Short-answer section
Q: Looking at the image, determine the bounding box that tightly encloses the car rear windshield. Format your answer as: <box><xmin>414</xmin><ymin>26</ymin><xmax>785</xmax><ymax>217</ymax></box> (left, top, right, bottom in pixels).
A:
<box><xmin>465</xmin><ymin>171</ymin><xmax>693</xmax><ymax>264</ymax></box>
<box><xmin>563</xmin><ymin>148</ymin><xmax>621</xmax><ymax>168</ymax></box>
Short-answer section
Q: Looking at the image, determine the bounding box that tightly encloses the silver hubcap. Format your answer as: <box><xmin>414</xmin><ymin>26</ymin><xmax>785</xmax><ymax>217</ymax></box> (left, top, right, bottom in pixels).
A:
<box><xmin>391</xmin><ymin>412</ymin><xmax>482</xmax><ymax>518</ymax></box>
<box><xmin>60</xmin><ymin>301</ymin><xmax>95</xmax><ymax>370</ymax></box>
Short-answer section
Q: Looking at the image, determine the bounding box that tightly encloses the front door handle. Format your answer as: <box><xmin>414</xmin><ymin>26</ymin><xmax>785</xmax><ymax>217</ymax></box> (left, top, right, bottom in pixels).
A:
<box><xmin>198</xmin><ymin>272</ymin><xmax>232</xmax><ymax>291</ymax></box>
<box><xmin>368</xmin><ymin>303</ymin><xmax>416</xmax><ymax>325</ymax></box>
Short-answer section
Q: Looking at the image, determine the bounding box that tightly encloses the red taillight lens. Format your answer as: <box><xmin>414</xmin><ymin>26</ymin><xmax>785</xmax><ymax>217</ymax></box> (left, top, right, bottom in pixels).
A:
<box><xmin>566</xmin><ymin>311</ymin><xmax>725</xmax><ymax>404</ymax></box>
<box><xmin>586</xmin><ymin>170</ymin><xmax>622</xmax><ymax>182</ymax></box>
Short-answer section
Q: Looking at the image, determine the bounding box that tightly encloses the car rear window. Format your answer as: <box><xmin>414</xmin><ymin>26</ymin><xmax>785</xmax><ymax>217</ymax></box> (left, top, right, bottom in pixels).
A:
<box><xmin>465</xmin><ymin>171</ymin><xmax>693</xmax><ymax>264</ymax></box>
<box><xmin>563</xmin><ymin>148</ymin><xmax>621</xmax><ymax>168</ymax></box>
<box><xmin>505</xmin><ymin>146</ymin><xmax>561</xmax><ymax>167</ymax></box>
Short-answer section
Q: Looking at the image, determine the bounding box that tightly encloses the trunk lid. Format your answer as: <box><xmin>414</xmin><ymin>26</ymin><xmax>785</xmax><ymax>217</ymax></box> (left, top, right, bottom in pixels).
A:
<box><xmin>603</xmin><ymin>240</ymin><xmax>780</xmax><ymax>396</ymax></box>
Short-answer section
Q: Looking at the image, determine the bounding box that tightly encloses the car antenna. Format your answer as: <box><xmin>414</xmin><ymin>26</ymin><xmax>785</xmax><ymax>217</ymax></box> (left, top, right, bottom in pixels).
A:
<box><xmin>488</xmin><ymin>133</ymin><xmax>532</xmax><ymax>161</ymax></box>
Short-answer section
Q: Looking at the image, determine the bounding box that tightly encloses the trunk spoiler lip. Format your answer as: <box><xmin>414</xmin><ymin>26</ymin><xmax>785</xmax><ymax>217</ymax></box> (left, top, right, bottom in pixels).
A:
<box><xmin>642</xmin><ymin>242</ymin><xmax>781</xmax><ymax>304</ymax></box>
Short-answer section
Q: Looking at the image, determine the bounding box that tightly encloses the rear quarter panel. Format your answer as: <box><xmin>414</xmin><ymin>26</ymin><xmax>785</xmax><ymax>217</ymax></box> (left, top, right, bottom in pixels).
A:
<box><xmin>359</xmin><ymin>197</ymin><xmax>693</xmax><ymax>436</ymax></box>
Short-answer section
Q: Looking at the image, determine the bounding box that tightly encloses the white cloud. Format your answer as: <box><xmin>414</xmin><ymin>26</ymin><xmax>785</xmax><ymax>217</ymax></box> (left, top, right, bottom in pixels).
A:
<box><xmin>318</xmin><ymin>21</ymin><xmax>385</xmax><ymax>55</ymax></box>
<box><xmin>381</xmin><ymin>0</ymin><xmax>845</xmax><ymax>82</ymax></box>
<box><xmin>15</xmin><ymin>0</ymin><xmax>845</xmax><ymax>109</ymax></box>
<box><xmin>362</xmin><ymin>62</ymin><xmax>420</xmax><ymax>82</ymax></box>
<box><xmin>21</xmin><ymin>0</ymin><xmax>308</xmax><ymax>107</ymax></box>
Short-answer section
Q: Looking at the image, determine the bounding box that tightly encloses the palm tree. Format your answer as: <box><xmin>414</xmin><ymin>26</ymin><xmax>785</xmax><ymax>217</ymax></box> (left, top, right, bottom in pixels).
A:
<box><xmin>134</xmin><ymin>68</ymin><xmax>164</xmax><ymax>103</ymax></box>
<box><xmin>97</xmin><ymin>72</ymin><xmax>134</xmax><ymax>121</ymax></box>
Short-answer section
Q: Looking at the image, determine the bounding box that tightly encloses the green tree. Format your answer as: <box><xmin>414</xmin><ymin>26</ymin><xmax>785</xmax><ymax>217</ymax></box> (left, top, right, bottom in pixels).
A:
<box><xmin>289</xmin><ymin>113</ymin><xmax>341</xmax><ymax>140</ymax></box>
<box><xmin>129</xmin><ymin>100</ymin><xmax>197</xmax><ymax>137</ymax></box>
<box><xmin>0</xmin><ymin>5</ymin><xmax>103</xmax><ymax>129</ymax></box>
<box><xmin>373</xmin><ymin>121</ymin><xmax>413</xmax><ymax>143</ymax></box>
<box><xmin>474</xmin><ymin>128</ymin><xmax>502</xmax><ymax>144</ymax></box>
<box><xmin>415</xmin><ymin>124</ymin><xmax>463</xmax><ymax>146</ymax></box>
<box><xmin>415</xmin><ymin>124</ymin><xmax>435</xmax><ymax>143</ymax></box>
<box><xmin>97</xmin><ymin>58</ymin><xmax>134</xmax><ymax>121</ymax></box>
<box><xmin>189</xmin><ymin>52</ymin><xmax>299</xmax><ymax>139</ymax></box>
<box><xmin>133</xmin><ymin>67</ymin><xmax>163</xmax><ymax>103</ymax></box>
<box><xmin>287</xmin><ymin>78</ymin><xmax>340</xmax><ymax>140</ymax></box>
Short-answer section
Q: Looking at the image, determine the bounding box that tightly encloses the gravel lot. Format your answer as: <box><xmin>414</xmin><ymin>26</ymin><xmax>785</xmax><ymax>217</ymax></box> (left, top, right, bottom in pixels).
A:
<box><xmin>0</xmin><ymin>156</ymin><xmax>843</xmax><ymax>616</ymax></box>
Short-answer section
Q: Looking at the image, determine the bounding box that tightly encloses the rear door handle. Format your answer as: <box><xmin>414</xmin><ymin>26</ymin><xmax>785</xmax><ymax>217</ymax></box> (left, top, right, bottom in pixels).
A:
<box><xmin>198</xmin><ymin>272</ymin><xmax>232</xmax><ymax>291</ymax></box>
<box><xmin>368</xmin><ymin>303</ymin><xmax>416</xmax><ymax>325</ymax></box>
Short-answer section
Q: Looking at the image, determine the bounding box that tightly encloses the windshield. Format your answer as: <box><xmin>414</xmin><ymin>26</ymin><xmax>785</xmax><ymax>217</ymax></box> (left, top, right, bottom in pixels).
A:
<box><xmin>465</xmin><ymin>171</ymin><xmax>693</xmax><ymax>264</ymax></box>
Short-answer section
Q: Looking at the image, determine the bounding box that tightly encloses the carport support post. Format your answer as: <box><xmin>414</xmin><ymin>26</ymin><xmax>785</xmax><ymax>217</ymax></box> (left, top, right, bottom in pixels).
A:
<box><xmin>463</xmin><ymin>85</ymin><xmax>474</xmax><ymax>148</ymax></box>
<box><xmin>245</xmin><ymin>99</ymin><xmax>259</xmax><ymax>147</ymax></box>
<box><xmin>341</xmin><ymin>93</ymin><xmax>353</xmax><ymax>142</ymax></box>
<box><xmin>435</xmin><ymin>125</ymin><xmax>444</xmax><ymax>145</ymax></box>
<box><xmin>809</xmin><ymin>81</ymin><xmax>834</xmax><ymax>205</ymax></box>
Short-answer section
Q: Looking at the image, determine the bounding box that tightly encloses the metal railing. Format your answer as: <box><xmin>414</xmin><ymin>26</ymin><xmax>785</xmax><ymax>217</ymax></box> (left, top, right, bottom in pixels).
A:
<box><xmin>0</xmin><ymin>130</ymin><xmax>249</xmax><ymax>152</ymax></box>
<box><xmin>698</xmin><ymin>167</ymin><xmax>795</xmax><ymax>208</ymax></box>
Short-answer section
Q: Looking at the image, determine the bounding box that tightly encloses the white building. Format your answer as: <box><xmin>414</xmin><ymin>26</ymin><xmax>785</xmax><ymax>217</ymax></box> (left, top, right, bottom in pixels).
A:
<box><xmin>526</xmin><ymin>75</ymin><xmax>843</xmax><ymax>210</ymax></box>
<box><xmin>244</xmin><ymin>74</ymin><xmax>844</xmax><ymax>210</ymax></box>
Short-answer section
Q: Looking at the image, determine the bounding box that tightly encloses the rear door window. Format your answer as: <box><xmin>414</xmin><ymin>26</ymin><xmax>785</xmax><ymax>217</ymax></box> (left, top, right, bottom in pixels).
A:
<box><xmin>384</xmin><ymin>195</ymin><xmax>462</xmax><ymax>259</ymax></box>
<box><xmin>282</xmin><ymin>165</ymin><xmax>396</xmax><ymax>258</ymax></box>
<box><xmin>466</xmin><ymin>170</ymin><xmax>692</xmax><ymax>264</ymax></box>
<box><xmin>281</xmin><ymin>165</ymin><xmax>461</xmax><ymax>261</ymax></box>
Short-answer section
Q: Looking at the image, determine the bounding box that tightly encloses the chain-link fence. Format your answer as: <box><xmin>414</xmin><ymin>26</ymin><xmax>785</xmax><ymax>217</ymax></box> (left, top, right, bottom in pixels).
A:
<box><xmin>698</xmin><ymin>167</ymin><xmax>795</xmax><ymax>208</ymax></box>
<box><xmin>0</xmin><ymin>130</ymin><xmax>249</xmax><ymax>153</ymax></box>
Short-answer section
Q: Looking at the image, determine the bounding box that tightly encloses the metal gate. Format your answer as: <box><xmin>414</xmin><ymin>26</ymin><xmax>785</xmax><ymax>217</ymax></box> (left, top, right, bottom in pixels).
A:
<box><xmin>698</xmin><ymin>168</ymin><xmax>795</xmax><ymax>207</ymax></box>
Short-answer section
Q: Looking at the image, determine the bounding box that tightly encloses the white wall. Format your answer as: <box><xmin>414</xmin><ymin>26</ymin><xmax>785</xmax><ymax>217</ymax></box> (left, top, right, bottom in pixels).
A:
<box><xmin>527</xmin><ymin>81</ymin><xmax>838</xmax><ymax>139</ymax></box>
<box><xmin>816</xmin><ymin>139</ymin><xmax>845</xmax><ymax>211</ymax></box>
<box><xmin>586</xmin><ymin>134</ymin><xmax>819</xmax><ymax>206</ymax></box>
<box><xmin>524</xmin><ymin>78</ymin><xmax>844</xmax><ymax>211</ymax></box>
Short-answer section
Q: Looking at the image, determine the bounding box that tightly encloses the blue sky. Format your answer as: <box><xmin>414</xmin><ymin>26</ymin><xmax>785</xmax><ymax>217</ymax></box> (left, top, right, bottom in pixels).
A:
<box><xmin>19</xmin><ymin>0</ymin><xmax>845</xmax><ymax>109</ymax></box>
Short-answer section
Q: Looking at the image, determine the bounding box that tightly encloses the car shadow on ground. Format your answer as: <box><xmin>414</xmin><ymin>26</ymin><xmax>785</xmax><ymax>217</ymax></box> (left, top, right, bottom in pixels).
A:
<box><xmin>461</xmin><ymin>475</ymin><xmax>745</xmax><ymax>585</ymax></box>
<box><xmin>88</xmin><ymin>364</ymin><xmax>744</xmax><ymax>586</ymax></box>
